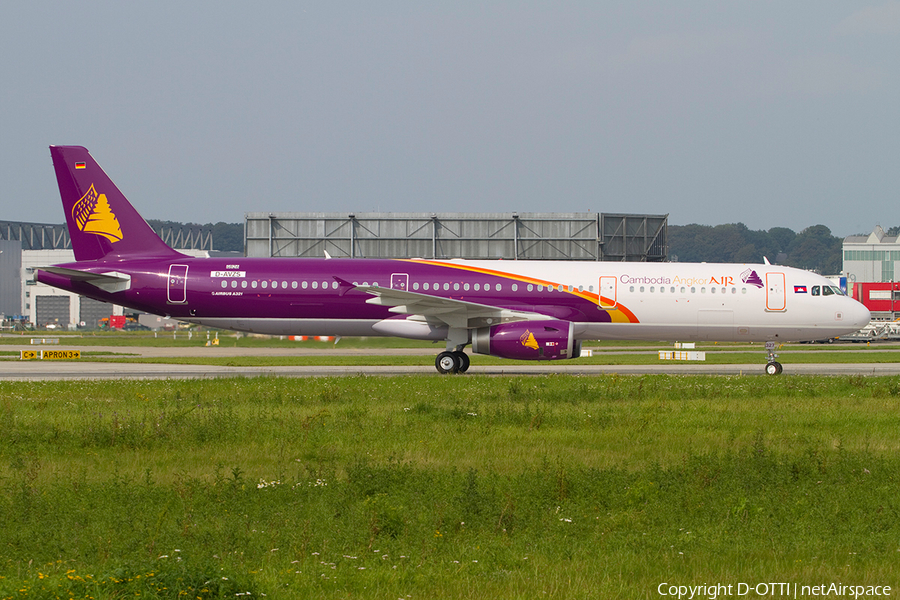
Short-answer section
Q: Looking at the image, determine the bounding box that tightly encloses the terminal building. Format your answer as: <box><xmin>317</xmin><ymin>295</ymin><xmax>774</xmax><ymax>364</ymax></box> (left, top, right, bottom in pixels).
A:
<box><xmin>843</xmin><ymin>226</ymin><xmax>900</xmax><ymax>320</ymax></box>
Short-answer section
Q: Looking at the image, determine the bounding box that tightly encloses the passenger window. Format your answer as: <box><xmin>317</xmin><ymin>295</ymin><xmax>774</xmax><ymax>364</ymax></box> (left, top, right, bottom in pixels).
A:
<box><xmin>557</xmin><ymin>285</ymin><xmax>563</xmax><ymax>292</ymax></box>
<box><xmin>630</xmin><ymin>286</ymin><xmax>635</xmax><ymax>292</ymax></box>
<box><xmin>691</xmin><ymin>287</ymin><xmax>696</xmax><ymax>293</ymax></box>
<box><xmin>464</xmin><ymin>283</ymin><xmax>470</xmax><ymax>291</ymax></box>
<box><xmin>527</xmin><ymin>284</ymin><xmax>533</xmax><ymax>292</ymax></box>
<box><xmin>453</xmin><ymin>283</ymin><xmax>459</xmax><ymax>291</ymax></box>
<box><xmin>302</xmin><ymin>281</ymin><xmax>308</xmax><ymax>289</ymax></box>
<box><xmin>221</xmin><ymin>280</ymin><xmax>227</xmax><ymax>288</ymax></box>
<box><xmin>474</xmin><ymin>283</ymin><xmax>480</xmax><ymax>291</ymax></box>
<box><xmin>711</xmin><ymin>287</ymin><xmax>716</xmax><ymax>294</ymax></box>
<box><xmin>811</xmin><ymin>286</ymin><xmax>820</xmax><ymax>296</ymax></box>
<box><xmin>680</xmin><ymin>287</ymin><xmax>686</xmax><ymax>293</ymax></box>
<box><xmin>231</xmin><ymin>280</ymin><xmax>237</xmax><ymax>288</ymax></box>
<box><xmin>512</xmin><ymin>284</ymin><xmax>518</xmax><ymax>292</ymax></box>
<box><xmin>291</xmin><ymin>281</ymin><xmax>297</xmax><ymax>289</ymax></box>
<box><xmin>497</xmin><ymin>284</ymin><xmax>502</xmax><ymax>291</ymax></box>
<box><xmin>262</xmin><ymin>281</ymin><xmax>268</xmax><ymax>289</ymax></box>
<box><xmin>640</xmin><ymin>286</ymin><xmax>645</xmax><ymax>293</ymax></box>
<box><xmin>443</xmin><ymin>283</ymin><xmax>450</xmax><ymax>291</ymax></box>
<box><xmin>537</xmin><ymin>285</ymin><xmax>543</xmax><ymax>292</ymax></box>
<box><xmin>311</xmin><ymin>281</ymin><xmax>317</xmax><ymax>289</ymax></box>
<box><xmin>413</xmin><ymin>282</ymin><xmax>419</xmax><ymax>290</ymax></box>
<box><xmin>242</xmin><ymin>281</ymin><xmax>248</xmax><ymax>289</ymax></box>
<box><xmin>650</xmin><ymin>286</ymin><xmax>655</xmax><ymax>293</ymax></box>
<box><xmin>252</xmin><ymin>281</ymin><xmax>258</xmax><ymax>289</ymax></box>
<box><xmin>423</xmin><ymin>283</ymin><xmax>429</xmax><ymax>290</ymax></box>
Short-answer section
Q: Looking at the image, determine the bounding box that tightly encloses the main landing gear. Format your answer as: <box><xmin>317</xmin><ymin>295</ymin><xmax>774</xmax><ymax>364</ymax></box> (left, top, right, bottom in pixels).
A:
<box><xmin>764</xmin><ymin>341</ymin><xmax>783</xmax><ymax>375</ymax></box>
<box><xmin>435</xmin><ymin>350</ymin><xmax>470</xmax><ymax>374</ymax></box>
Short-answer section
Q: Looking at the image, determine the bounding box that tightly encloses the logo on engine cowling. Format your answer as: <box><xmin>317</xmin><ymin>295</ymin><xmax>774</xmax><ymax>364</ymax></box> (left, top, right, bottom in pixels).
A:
<box><xmin>519</xmin><ymin>329</ymin><xmax>539</xmax><ymax>350</ymax></box>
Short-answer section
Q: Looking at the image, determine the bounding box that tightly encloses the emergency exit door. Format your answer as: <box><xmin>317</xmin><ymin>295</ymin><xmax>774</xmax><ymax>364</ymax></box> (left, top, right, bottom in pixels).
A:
<box><xmin>766</xmin><ymin>272</ymin><xmax>786</xmax><ymax>311</ymax></box>
<box><xmin>599</xmin><ymin>276</ymin><xmax>617</xmax><ymax>309</ymax></box>
<box><xmin>167</xmin><ymin>264</ymin><xmax>189</xmax><ymax>304</ymax></box>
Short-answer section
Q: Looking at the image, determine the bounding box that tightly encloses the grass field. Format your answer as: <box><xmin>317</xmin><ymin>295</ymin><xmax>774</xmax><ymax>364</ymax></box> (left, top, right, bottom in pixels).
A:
<box><xmin>2</xmin><ymin>375</ymin><xmax>900</xmax><ymax>598</ymax></box>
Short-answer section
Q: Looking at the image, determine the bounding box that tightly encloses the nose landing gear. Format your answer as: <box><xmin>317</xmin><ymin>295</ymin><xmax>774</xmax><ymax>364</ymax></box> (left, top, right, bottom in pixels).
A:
<box><xmin>764</xmin><ymin>341</ymin><xmax>783</xmax><ymax>375</ymax></box>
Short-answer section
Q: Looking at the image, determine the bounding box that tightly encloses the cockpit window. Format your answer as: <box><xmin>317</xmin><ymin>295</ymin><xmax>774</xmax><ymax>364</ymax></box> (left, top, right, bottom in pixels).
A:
<box><xmin>811</xmin><ymin>286</ymin><xmax>820</xmax><ymax>296</ymax></box>
<box><xmin>830</xmin><ymin>286</ymin><xmax>844</xmax><ymax>296</ymax></box>
<box><xmin>822</xmin><ymin>286</ymin><xmax>834</xmax><ymax>296</ymax></box>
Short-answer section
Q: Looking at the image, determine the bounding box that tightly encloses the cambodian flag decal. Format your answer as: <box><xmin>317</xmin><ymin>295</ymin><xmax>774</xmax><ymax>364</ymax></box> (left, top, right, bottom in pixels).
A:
<box><xmin>794</xmin><ymin>285</ymin><xmax>808</xmax><ymax>293</ymax></box>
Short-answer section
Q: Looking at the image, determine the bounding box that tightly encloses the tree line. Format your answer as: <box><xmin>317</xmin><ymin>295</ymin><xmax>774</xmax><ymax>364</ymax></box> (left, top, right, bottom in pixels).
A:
<box><xmin>668</xmin><ymin>223</ymin><xmax>843</xmax><ymax>275</ymax></box>
<box><xmin>148</xmin><ymin>220</ymin><xmax>244</xmax><ymax>254</ymax></box>
<box><xmin>155</xmin><ymin>219</ymin><xmax>847</xmax><ymax>275</ymax></box>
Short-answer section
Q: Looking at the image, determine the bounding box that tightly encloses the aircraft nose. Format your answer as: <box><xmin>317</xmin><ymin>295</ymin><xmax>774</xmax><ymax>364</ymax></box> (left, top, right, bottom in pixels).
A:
<box><xmin>848</xmin><ymin>299</ymin><xmax>871</xmax><ymax>329</ymax></box>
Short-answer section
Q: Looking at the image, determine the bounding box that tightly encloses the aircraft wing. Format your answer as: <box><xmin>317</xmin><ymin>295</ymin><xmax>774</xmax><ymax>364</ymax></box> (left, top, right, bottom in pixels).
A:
<box><xmin>36</xmin><ymin>267</ymin><xmax>132</xmax><ymax>293</ymax></box>
<box><xmin>358</xmin><ymin>284</ymin><xmax>551</xmax><ymax>329</ymax></box>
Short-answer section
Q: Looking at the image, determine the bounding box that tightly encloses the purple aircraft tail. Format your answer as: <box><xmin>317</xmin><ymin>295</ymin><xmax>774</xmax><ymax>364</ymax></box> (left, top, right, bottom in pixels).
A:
<box><xmin>50</xmin><ymin>145</ymin><xmax>183</xmax><ymax>261</ymax></box>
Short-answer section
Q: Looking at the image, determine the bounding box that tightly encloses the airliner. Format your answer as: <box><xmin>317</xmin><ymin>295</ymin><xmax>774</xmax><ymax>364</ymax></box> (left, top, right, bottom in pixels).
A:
<box><xmin>36</xmin><ymin>146</ymin><xmax>870</xmax><ymax>375</ymax></box>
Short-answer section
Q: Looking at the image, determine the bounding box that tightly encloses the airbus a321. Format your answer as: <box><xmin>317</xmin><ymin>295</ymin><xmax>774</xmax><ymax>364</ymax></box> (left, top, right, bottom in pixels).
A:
<box><xmin>37</xmin><ymin>146</ymin><xmax>871</xmax><ymax>375</ymax></box>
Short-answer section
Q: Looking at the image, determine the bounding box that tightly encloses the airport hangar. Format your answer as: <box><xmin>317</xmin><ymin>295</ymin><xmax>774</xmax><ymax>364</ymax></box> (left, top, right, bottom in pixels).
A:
<box><xmin>3</xmin><ymin>213</ymin><xmax>667</xmax><ymax>329</ymax></box>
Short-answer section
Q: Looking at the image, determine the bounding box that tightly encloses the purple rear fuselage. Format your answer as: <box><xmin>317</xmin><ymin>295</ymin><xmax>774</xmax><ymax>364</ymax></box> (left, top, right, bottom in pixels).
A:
<box><xmin>36</xmin><ymin>256</ymin><xmax>615</xmax><ymax>324</ymax></box>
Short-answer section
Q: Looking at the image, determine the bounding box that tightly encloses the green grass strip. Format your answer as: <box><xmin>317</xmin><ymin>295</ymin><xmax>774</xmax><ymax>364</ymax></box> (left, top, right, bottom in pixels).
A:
<box><xmin>1</xmin><ymin>375</ymin><xmax>899</xmax><ymax>597</ymax></box>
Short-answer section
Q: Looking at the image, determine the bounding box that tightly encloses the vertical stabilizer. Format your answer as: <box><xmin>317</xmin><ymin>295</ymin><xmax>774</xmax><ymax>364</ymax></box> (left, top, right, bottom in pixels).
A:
<box><xmin>50</xmin><ymin>146</ymin><xmax>182</xmax><ymax>261</ymax></box>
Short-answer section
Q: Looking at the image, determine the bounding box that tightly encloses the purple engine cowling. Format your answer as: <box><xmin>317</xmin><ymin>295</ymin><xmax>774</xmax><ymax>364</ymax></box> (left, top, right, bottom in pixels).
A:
<box><xmin>471</xmin><ymin>320</ymin><xmax>581</xmax><ymax>361</ymax></box>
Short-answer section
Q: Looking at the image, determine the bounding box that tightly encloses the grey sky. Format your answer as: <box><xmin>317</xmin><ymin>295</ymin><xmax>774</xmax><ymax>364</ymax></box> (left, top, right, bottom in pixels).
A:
<box><xmin>2</xmin><ymin>2</ymin><xmax>898</xmax><ymax>235</ymax></box>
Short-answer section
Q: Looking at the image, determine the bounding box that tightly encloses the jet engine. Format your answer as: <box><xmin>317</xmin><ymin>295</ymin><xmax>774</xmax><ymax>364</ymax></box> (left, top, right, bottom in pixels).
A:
<box><xmin>471</xmin><ymin>320</ymin><xmax>581</xmax><ymax>361</ymax></box>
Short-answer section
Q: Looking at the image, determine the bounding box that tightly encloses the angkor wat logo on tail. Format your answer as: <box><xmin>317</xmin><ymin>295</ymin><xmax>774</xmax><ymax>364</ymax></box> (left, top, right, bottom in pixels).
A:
<box><xmin>741</xmin><ymin>268</ymin><xmax>764</xmax><ymax>288</ymax></box>
<box><xmin>72</xmin><ymin>184</ymin><xmax>123</xmax><ymax>243</ymax></box>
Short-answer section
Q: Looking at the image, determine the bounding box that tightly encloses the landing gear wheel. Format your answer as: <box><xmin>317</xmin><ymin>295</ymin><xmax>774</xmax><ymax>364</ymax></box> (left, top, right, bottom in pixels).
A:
<box><xmin>436</xmin><ymin>351</ymin><xmax>460</xmax><ymax>374</ymax></box>
<box><xmin>765</xmin><ymin>361</ymin><xmax>783</xmax><ymax>376</ymax></box>
<box><xmin>453</xmin><ymin>351</ymin><xmax>470</xmax><ymax>373</ymax></box>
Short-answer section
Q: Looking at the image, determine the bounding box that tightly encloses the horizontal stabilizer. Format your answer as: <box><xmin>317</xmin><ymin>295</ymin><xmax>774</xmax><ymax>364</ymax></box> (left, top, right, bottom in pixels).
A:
<box><xmin>37</xmin><ymin>267</ymin><xmax>132</xmax><ymax>293</ymax></box>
